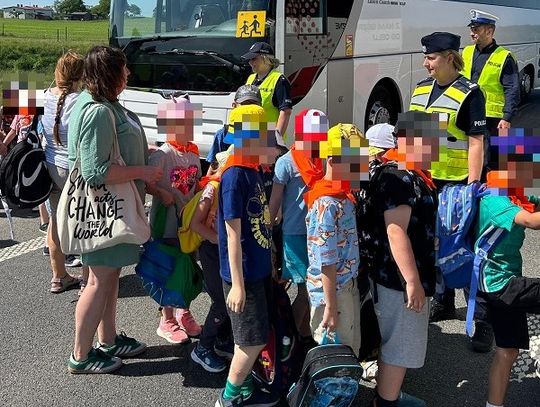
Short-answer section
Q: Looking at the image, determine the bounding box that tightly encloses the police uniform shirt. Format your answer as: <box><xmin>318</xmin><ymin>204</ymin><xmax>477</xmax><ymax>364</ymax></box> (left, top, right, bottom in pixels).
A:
<box><xmin>427</xmin><ymin>76</ymin><xmax>487</xmax><ymax>136</ymax></box>
<box><xmin>470</xmin><ymin>40</ymin><xmax>520</xmax><ymax>122</ymax></box>
<box><xmin>251</xmin><ymin>74</ymin><xmax>293</xmax><ymax>111</ymax></box>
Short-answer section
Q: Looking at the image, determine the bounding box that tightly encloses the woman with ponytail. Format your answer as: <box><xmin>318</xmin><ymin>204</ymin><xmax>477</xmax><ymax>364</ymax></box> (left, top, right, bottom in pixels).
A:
<box><xmin>41</xmin><ymin>51</ymin><xmax>87</xmax><ymax>294</ymax></box>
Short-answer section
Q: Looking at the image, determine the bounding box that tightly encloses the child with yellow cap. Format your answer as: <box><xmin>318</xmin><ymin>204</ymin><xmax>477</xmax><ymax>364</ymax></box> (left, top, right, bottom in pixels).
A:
<box><xmin>215</xmin><ymin>104</ymin><xmax>280</xmax><ymax>407</ymax></box>
<box><xmin>304</xmin><ymin>123</ymin><xmax>368</xmax><ymax>354</ymax></box>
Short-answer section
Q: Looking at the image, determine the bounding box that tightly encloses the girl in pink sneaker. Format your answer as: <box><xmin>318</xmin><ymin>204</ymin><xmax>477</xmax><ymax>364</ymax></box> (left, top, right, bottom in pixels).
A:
<box><xmin>147</xmin><ymin>98</ymin><xmax>203</xmax><ymax>344</ymax></box>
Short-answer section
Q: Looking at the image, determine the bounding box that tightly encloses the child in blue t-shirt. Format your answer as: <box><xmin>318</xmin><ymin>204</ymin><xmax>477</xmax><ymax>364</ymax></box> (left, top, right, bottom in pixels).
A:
<box><xmin>269</xmin><ymin>109</ymin><xmax>328</xmax><ymax>345</ymax></box>
<box><xmin>215</xmin><ymin>104</ymin><xmax>280</xmax><ymax>407</ymax></box>
<box><xmin>206</xmin><ymin>84</ymin><xmax>261</xmax><ymax>175</ymax></box>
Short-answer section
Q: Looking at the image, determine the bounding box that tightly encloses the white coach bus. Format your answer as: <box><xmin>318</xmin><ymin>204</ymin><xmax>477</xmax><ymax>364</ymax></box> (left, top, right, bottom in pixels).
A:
<box><xmin>110</xmin><ymin>0</ymin><xmax>540</xmax><ymax>155</ymax></box>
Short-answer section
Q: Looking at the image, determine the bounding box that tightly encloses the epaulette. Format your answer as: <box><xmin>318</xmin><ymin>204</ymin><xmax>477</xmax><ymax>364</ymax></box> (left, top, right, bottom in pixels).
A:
<box><xmin>453</xmin><ymin>76</ymin><xmax>478</xmax><ymax>93</ymax></box>
<box><xmin>417</xmin><ymin>77</ymin><xmax>435</xmax><ymax>86</ymax></box>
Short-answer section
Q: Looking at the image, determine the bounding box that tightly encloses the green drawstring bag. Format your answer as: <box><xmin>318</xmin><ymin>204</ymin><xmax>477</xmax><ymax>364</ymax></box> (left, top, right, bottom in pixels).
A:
<box><xmin>136</xmin><ymin>204</ymin><xmax>203</xmax><ymax>307</ymax></box>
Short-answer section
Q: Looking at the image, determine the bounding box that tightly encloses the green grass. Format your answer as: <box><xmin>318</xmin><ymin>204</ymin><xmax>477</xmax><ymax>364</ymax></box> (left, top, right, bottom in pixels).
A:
<box><xmin>0</xmin><ymin>18</ymin><xmax>109</xmax><ymax>79</ymax></box>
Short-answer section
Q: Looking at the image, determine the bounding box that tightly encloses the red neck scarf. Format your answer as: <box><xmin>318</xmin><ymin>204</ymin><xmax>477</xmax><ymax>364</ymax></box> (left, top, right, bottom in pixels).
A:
<box><xmin>167</xmin><ymin>141</ymin><xmax>199</xmax><ymax>156</ymax></box>
<box><xmin>486</xmin><ymin>172</ymin><xmax>535</xmax><ymax>213</ymax></box>
<box><xmin>290</xmin><ymin>146</ymin><xmax>324</xmax><ymax>189</ymax></box>
<box><xmin>304</xmin><ymin>179</ymin><xmax>356</xmax><ymax>210</ymax></box>
<box><xmin>382</xmin><ymin>148</ymin><xmax>436</xmax><ymax>191</ymax></box>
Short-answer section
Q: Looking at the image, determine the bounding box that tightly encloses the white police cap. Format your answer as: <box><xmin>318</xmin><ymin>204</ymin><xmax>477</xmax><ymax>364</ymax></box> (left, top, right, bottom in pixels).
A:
<box><xmin>468</xmin><ymin>9</ymin><xmax>499</xmax><ymax>27</ymax></box>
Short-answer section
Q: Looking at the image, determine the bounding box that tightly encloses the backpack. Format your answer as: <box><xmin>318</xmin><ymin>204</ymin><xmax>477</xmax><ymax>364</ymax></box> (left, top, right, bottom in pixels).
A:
<box><xmin>436</xmin><ymin>181</ymin><xmax>487</xmax><ymax>289</ymax></box>
<box><xmin>177</xmin><ymin>180</ymin><xmax>219</xmax><ymax>254</ymax></box>
<box><xmin>0</xmin><ymin>115</ymin><xmax>52</xmax><ymax>208</ymax></box>
<box><xmin>436</xmin><ymin>182</ymin><xmax>507</xmax><ymax>336</ymax></box>
<box><xmin>287</xmin><ymin>334</ymin><xmax>363</xmax><ymax>407</ymax></box>
<box><xmin>135</xmin><ymin>204</ymin><xmax>204</xmax><ymax>307</ymax></box>
<box><xmin>252</xmin><ymin>280</ymin><xmax>303</xmax><ymax>396</ymax></box>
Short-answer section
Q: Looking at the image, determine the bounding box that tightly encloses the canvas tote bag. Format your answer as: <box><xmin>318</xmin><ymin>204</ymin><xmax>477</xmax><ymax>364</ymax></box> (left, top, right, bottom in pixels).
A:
<box><xmin>57</xmin><ymin>104</ymin><xmax>150</xmax><ymax>254</ymax></box>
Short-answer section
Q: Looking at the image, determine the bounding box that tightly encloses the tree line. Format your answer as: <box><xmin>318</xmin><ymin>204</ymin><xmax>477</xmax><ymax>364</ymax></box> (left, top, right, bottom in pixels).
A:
<box><xmin>53</xmin><ymin>0</ymin><xmax>141</xmax><ymax>18</ymax></box>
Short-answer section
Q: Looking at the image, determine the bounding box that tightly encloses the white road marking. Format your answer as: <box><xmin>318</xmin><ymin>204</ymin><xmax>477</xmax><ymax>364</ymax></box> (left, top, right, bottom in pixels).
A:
<box><xmin>0</xmin><ymin>237</ymin><xmax>45</xmax><ymax>263</ymax></box>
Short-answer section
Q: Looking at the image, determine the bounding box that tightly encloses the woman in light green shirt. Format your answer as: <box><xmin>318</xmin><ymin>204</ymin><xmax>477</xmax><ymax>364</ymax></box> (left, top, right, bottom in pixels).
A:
<box><xmin>66</xmin><ymin>46</ymin><xmax>163</xmax><ymax>374</ymax></box>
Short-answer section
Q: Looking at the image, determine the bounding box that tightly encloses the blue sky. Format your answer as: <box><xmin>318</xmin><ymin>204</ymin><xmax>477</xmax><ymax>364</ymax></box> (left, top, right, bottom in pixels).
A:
<box><xmin>0</xmin><ymin>1</ymin><xmax>99</xmax><ymax>8</ymax></box>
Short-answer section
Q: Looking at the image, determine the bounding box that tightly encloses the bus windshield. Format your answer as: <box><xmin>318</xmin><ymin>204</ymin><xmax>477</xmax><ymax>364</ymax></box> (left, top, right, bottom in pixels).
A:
<box><xmin>110</xmin><ymin>0</ymin><xmax>274</xmax><ymax>92</ymax></box>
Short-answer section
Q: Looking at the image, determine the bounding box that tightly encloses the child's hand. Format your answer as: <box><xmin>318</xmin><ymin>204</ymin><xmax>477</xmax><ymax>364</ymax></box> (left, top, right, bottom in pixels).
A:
<box><xmin>322</xmin><ymin>306</ymin><xmax>338</xmax><ymax>333</ymax></box>
<box><xmin>159</xmin><ymin>189</ymin><xmax>175</xmax><ymax>207</ymax></box>
<box><xmin>405</xmin><ymin>280</ymin><xmax>426</xmax><ymax>313</ymax></box>
<box><xmin>141</xmin><ymin>166</ymin><xmax>163</xmax><ymax>184</ymax></box>
<box><xmin>226</xmin><ymin>285</ymin><xmax>246</xmax><ymax>313</ymax></box>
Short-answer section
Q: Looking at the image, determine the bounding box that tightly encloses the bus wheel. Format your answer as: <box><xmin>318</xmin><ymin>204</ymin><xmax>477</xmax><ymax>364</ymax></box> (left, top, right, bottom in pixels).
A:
<box><xmin>520</xmin><ymin>70</ymin><xmax>532</xmax><ymax>103</ymax></box>
<box><xmin>366</xmin><ymin>85</ymin><xmax>398</xmax><ymax>129</ymax></box>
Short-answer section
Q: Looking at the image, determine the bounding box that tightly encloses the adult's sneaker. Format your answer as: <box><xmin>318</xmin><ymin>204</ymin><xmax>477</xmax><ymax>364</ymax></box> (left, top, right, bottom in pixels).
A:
<box><xmin>65</xmin><ymin>254</ymin><xmax>82</xmax><ymax>267</ymax></box>
<box><xmin>67</xmin><ymin>348</ymin><xmax>122</xmax><ymax>374</ymax></box>
<box><xmin>215</xmin><ymin>391</ymin><xmax>243</xmax><ymax>407</ymax></box>
<box><xmin>97</xmin><ymin>331</ymin><xmax>147</xmax><ymax>358</ymax></box>
<box><xmin>535</xmin><ymin>360</ymin><xmax>540</xmax><ymax>379</ymax></box>
<box><xmin>429</xmin><ymin>299</ymin><xmax>456</xmax><ymax>323</ymax></box>
<box><xmin>243</xmin><ymin>387</ymin><xmax>280</xmax><ymax>407</ymax></box>
<box><xmin>470</xmin><ymin>320</ymin><xmax>494</xmax><ymax>353</ymax></box>
<box><xmin>191</xmin><ymin>343</ymin><xmax>227</xmax><ymax>373</ymax></box>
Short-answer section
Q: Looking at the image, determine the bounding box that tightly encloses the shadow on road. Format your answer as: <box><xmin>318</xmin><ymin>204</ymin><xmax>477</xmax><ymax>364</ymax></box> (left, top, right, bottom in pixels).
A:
<box><xmin>118</xmin><ymin>273</ymin><xmax>148</xmax><ymax>298</ymax></box>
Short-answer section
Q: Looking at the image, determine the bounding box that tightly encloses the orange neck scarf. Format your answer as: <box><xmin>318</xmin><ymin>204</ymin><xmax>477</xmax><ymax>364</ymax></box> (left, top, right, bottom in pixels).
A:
<box><xmin>382</xmin><ymin>148</ymin><xmax>436</xmax><ymax>191</ymax></box>
<box><xmin>290</xmin><ymin>146</ymin><xmax>324</xmax><ymax>189</ymax></box>
<box><xmin>304</xmin><ymin>179</ymin><xmax>356</xmax><ymax>210</ymax></box>
<box><xmin>199</xmin><ymin>174</ymin><xmax>221</xmax><ymax>189</ymax></box>
<box><xmin>167</xmin><ymin>141</ymin><xmax>199</xmax><ymax>156</ymax></box>
<box><xmin>220</xmin><ymin>154</ymin><xmax>260</xmax><ymax>176</ymax></box>
<box><xmin>486</xmin><ymin>172</ymin><xmax>535</xmax><ymax>213</ymax></box>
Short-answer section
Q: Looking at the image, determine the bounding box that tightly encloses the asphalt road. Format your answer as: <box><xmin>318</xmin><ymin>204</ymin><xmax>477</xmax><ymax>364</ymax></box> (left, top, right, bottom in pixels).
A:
<box><xmin>1</xmin><ymin>91</ymin><xmax>540</xmax><ymax>407</ymax></box>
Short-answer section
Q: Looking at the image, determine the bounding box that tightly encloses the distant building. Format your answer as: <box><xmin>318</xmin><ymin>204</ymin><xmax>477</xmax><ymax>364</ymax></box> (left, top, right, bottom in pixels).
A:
<box><xmin>68</xmin><ymin>11</ymin><xmax>93</xmax><ymax>21</ymax></box>
<box><xmin>2</xmin><ymin>4</ymin><xmax>54</xmax><ymax>20</ymax></box>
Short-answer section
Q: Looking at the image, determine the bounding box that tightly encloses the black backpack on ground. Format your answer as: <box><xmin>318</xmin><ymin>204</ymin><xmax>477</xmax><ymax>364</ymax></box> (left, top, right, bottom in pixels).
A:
<box><xmin>287</xmin><ymin>343</ymin><xmax>363</xmax><ymax>407</ymax></box>
<box><xmin>252</xmin><ymin>280</ymin><xmax>303</xmax><ymax>396</ymax></box>
<box><xmin>0</xmin><ymin>115</ymin><xmax>52</xmax><ymax>208</ymax></box>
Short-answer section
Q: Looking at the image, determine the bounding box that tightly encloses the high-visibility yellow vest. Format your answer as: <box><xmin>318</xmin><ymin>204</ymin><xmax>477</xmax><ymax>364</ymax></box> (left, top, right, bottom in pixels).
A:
<box><xmin>462</xmin><ymin>45</ymin><xmax>512</xmax><ymax>119</ymax></box>
<box><xmin>247</xmin><ymin>69</ymin><xmax>282</xmax><ymax>127</ymax></box>
<box><xmin>409</xmin><ymin>77</ymin><xmax>478</xmax><ymax>181</ymax></box>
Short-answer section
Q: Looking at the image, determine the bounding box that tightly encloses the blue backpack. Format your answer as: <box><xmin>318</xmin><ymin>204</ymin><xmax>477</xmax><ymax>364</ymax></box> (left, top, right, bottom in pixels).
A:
<box><xmin>436</xmin><ymin>182</ymin><xmax>486</xmax><ymax>289</ymax></box>
<box><xmin>436</xmin><ymin>182</ymin><xmax>507</xmax><ymax>336</ymax></box>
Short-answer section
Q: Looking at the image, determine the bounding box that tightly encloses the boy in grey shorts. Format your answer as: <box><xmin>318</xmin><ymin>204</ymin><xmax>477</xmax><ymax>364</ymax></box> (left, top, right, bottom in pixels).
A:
<box><xmin>363</xmin><ymin>123</ymin><xmax>438</xmax><ymax>407</ymax></box>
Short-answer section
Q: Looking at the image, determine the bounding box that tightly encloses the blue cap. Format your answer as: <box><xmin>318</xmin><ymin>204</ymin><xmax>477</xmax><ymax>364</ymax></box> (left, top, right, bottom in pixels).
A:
<box><xmin>241</xmin><ymin>42</ymin><xmax>274</xmax><ymax>60</ymax></box>
<box><xmin>468</xmin><ymin>9</ymin><xmax>499</xmax><ymax>27</ymax></box>
<box><xmin>421</xmin><ymin>32</ymin><xmax>461</xmax><ymax>54</ymax></box>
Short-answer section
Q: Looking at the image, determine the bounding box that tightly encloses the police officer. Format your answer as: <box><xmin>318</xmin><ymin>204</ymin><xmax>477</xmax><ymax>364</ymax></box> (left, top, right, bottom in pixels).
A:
<box><xmin>410</xmin><ymin>32</ymin><xmax>486</xmax><ymax>184</ymax></box>
<box><xmin>241</xmin><ymin>42</ymin><xmax>292</xmax><ymax>140</ymax></box>
<box><xmin>462</xmin><ymin>9</ymin><xmax>520</xmax><ymax>169</ymax></box>
<box><xmin>410</xmin><ymin>32</ymin><xmax>493</xmax><ymax>353</ymax></box>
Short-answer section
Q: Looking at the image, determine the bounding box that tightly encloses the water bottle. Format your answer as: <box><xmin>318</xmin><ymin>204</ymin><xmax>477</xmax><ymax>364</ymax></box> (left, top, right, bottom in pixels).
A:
<box><xmin>281</xmin><ymin>336</ymin><xmax>291</xmax><ymax>361</ymax></box>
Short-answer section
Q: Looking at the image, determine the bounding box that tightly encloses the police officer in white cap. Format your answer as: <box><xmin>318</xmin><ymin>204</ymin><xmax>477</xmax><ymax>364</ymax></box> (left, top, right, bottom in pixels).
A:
<box><xmin>462</xmin><ymin>10</ymin><xmax>520</xmax><ymax>167</ymax></box>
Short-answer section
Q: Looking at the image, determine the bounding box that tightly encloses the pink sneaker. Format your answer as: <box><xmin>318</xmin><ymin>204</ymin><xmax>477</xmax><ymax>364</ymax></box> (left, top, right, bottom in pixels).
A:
<box><xmin>176</xmin><ymin>309</ymin><xmax>202</xmax><ymax>337</ymax></box>
<box><xmin>156</xmin><ymin>318</ymin><xmax>189</xmax><ymax>344</ymax></box>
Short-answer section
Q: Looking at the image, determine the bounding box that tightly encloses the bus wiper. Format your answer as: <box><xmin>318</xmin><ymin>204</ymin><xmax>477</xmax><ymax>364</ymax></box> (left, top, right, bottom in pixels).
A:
<box><xmin>148</xmin><ymin>49</ymin><xmax>244</xmax><ymax>73</ymax></box>
<box><xmin>122</xmin><ymin>35</ymin><xmax>194</xmax><ymax>55</ymax></box>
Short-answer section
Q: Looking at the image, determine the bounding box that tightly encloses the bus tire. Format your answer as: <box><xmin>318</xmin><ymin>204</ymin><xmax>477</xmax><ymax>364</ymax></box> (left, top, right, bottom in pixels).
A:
<box><xmin>520</xmin><ymin>68</ymin><xmax>533</xmax><ymax>104</ymax></box>
<box><xmin>365</xmin><ymin>85</ymin><xmax>399</xmax><ymax>129</ymax></box>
